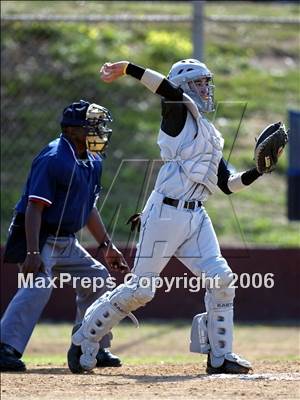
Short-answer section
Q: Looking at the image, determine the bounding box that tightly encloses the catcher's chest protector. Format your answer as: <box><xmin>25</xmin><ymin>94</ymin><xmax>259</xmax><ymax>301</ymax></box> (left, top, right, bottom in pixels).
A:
<box><xmin>156</xmin><ymin>109</ymin><xmax>224</xmax><ymax>199</ymax></box>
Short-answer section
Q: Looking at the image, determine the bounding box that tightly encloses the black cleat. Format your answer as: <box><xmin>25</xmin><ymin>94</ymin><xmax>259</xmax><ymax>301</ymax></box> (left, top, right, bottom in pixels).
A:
<box><xmin>67</xmin><ymin>324</ymin><xmax>84</xmax><ymax>374</ymax></box>
<box><xmin>206</xmin><ymin>352</ymin><xmax>252</xmax><ymax>374</ymax></box>
<box><xmin>96</xmin><ymin>349</ymin><xmax>122</xmax><ymax>368</ymax></box>
<box><xmin>0</xmin><ymin>343</ymin><xmax>26</xmax><ymax>372</ymax></box>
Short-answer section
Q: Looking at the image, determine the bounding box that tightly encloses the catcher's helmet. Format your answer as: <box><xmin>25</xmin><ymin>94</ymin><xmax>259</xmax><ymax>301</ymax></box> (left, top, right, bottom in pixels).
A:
<box><xmin>168</xmin><ymin>59</ymin><xmax>214</xmax><ymax>113</ymax></box>
<box><xmin>61</xmin><ymin>100</ymin><xmax>112</xmax><ymax>155</ymax></box>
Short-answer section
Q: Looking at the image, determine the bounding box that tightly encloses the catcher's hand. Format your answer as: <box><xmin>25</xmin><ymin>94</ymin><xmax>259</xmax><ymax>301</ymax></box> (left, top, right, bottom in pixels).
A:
<box><xmin>254</xmin><ymin>121</ymin><xmax>288</xmax><ymax>174</ymax></box>
<box><xmin>126</xmin><ymin>213</ymin><xmax>141</xmax><ymax>233</ymax></box>
<box><xmin>100</xmin><ymin>61</ymin><xmax>129</xmax><ymax>83</ymax></box>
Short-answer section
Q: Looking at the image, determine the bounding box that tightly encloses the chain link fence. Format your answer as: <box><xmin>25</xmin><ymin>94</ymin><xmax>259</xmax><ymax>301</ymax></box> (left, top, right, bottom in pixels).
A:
<box><xmin>1</xmin><ymin>16</ymin><xmax>185</xmax><ymax>243</ymax></box>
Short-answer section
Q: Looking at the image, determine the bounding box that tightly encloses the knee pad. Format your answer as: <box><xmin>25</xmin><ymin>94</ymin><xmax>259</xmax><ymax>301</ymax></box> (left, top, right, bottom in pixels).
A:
<box><xmin>205</xmin><ymin>262</ymin><xmax>235</xmax><ymax>308</ymax></box>
<box><xmin>217</xmin><ymin>268</ymin><xmax>234</xmax><ymax>288</ymax></box>
<box><xmin>114</xmin><ymin>275</ymin><xmax>156</xmax><ymax>312</ymax></box>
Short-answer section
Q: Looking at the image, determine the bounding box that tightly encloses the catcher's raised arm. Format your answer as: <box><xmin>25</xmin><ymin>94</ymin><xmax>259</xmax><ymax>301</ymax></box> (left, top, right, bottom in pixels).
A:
<box><xmin>100</xmin><ymin>60</ymin><xmax>185</xmax><ymax>101</ymax></box>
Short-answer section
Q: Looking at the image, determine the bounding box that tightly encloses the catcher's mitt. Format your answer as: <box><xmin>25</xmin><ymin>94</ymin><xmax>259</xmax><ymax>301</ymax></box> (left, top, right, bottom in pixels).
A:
<box><xmin>254</xmin><ymin>121</ymin><xmax>288</xmax><ymax>174</ymax></box>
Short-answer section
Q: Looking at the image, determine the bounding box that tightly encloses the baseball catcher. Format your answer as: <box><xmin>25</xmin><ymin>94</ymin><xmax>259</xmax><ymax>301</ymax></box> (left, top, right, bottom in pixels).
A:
<box><xmin>70</xmin><ymin>60</ymin><xmax>288</xmax><ymax>374</ymax></box>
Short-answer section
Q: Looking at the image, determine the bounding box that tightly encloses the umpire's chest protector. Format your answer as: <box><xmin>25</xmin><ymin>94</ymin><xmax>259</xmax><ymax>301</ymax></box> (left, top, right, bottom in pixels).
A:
<box><xmin>157</xmin><ymin>101</ymin><xmax>224</xmax><ymax>195</ymax></box>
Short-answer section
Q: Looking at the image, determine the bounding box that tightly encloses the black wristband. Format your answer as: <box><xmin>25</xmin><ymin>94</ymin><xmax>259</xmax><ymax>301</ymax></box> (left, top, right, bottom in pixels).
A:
<box><xmin>241</xmin><ymin>168</ymin><xmax>262</xmax><ymax>186</ymax></box>
<box><xmin>126</xmin><ymin>63</ymin><xmax>145</xmax><ymax>80</ymax></box>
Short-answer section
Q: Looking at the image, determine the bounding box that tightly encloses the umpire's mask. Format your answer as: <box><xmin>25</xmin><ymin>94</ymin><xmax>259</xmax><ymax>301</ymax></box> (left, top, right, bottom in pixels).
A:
<box><xmin>84</xmin><ymin>103</ymin><xmax>113</xmax><ymax>155</ymax></box>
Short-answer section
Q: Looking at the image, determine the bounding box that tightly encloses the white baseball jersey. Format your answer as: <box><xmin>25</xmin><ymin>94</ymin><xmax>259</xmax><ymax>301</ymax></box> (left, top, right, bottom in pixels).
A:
<box><xmin>155</xmin><ymin>107</ymin><xmax>224</xmax><ymax>201</ymax></box>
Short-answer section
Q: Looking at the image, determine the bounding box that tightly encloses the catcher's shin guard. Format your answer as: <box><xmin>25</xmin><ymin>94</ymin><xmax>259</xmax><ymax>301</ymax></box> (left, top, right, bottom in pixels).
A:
<box><xmin>72</xmin><ymin>275</ymin><xmax>155</xmax><ymax>370</ymax></box>
<box><xmin>190</xmin><ymin>307</ymin><xmax>234</xmax><ymax>362</ymax></box>
<box><xmin>190</xmin><ymin>270</ymin><xmax>252</xmax><ymax>373</ymax></box>
<box><xmin>205</xmin><ymin>287</ymin><xmax>234</xmax><ymax>367</ymax></box>
<box><xmin>190</xmin><ymin>312</ymin><xmax>210</xmax><ymax>354</ymax></box>
<box><xmin>190</xmin><ymin>310</ymin><xmax>252</xmax><ymax>373</ymax></box>
<box><xmin>190</xmin><ymin>294</ymin><xmax>234</xmax><ymax>364</ymax></box>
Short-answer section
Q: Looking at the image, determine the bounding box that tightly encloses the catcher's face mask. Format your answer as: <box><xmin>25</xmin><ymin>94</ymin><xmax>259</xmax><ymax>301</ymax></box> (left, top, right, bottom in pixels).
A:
<box><xmin>168</xmin><ymin>60</ymin><xmax>215</xmax><ymax>113</ymax></box>
<box><xmin>84</xmin><ymin>104</ymin><xmax>112</xmax><ymax>155</ymax></box>
<box><xmin>186</xmin><ymin>77</ymin><xmax>215</xmax><ymax>113</ymax></box>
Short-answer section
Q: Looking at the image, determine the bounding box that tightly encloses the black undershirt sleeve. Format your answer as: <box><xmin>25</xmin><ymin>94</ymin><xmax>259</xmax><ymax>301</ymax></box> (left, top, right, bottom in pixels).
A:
<box><xmin>126</xmin><ymin>63</ymin><xmax>145</xmax><ymax>80</ymax></box>
<box><xmin>126</xmin><ymin>63</ymin><xmax>184</xmax><ymax>101</ymax></box>
<box><xmin>126</xmin><ymin>63</ymin><xmax>187</xmax><ymax>137</ymax></box>
<box><xmin>217</xmin><ymin>158</ymin><xmax>262</xmax><ymax>195</ymax></box>
<box><xmin>241</xmin><ymin>168</ymin><xmax>262</xmax><ymax>185</ymax></box>
<box><xmin>217</xmin><ymin>158</ymin><xmax>232</xmax><ymax>195</ymax></box>
<box><xmin>160</xmin><ymin>98</ymin><xmax>187</xmax><ymax>137</ymax></box>
<box><xmin>156</xmin><ymin>79</ymin><xmax>184</xmax><ymax>101</ymax></box>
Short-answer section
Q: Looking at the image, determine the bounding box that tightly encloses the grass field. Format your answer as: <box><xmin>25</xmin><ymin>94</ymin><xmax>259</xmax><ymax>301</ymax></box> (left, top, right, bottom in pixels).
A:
<box><xmin>1</xmin><ymin>322</ymin><xmax>300</xmax><ymax>399</ymax></box>
<box><xmin>1</xmin><ymin>1</ymin><xmax>300</xmax><ymax>247</ymax></box>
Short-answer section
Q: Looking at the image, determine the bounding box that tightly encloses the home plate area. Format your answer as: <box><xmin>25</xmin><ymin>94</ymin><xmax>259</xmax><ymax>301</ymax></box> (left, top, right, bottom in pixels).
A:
<box><xmin>204</xmin><ymin>372</ymin><xmax>300</xmax><ymax>381</ymax></box>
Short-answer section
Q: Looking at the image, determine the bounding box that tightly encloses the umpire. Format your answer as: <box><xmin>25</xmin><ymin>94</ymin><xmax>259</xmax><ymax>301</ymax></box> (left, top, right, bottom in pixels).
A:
<box><xmin>0</xmin><ymin>100</ymin><xmax>128</xmax><ymax>372</ymax></box>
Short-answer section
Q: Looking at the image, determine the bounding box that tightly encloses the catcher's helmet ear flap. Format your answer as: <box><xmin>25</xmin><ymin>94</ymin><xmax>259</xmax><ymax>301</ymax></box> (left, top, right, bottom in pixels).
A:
<box><xmin>168</xmin><ymin>59</ymin><xmax>215</xmax><ymax>113</ymax></box>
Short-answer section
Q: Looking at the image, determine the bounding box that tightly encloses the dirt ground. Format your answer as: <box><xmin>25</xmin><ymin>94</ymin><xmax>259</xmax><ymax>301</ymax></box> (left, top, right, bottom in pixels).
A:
<box><xmin>1</xmin><ymin>361</ymin><xmax>300</xmax><ymax>400</ymax></box>
<box><xmin>1</xmin><ymin>323</ymin><xmax>300</xmax><ymax>400</ymax></box>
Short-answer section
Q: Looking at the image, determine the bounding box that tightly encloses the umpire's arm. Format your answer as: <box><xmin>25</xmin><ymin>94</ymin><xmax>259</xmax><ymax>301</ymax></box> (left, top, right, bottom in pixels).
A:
<box><xmin>86</xmin><ymin>207</ymin><xmax>129</xmax><ymax>273</ymax></box>
<box><xmin>86</xmin><ymin>206</ymin><xmax>111</xmax><ymax>245</ymax></box>
<box><xmin>21</xmin><ymin>201</ymin><xmax>45</xmax><ymax>277</ymax></box>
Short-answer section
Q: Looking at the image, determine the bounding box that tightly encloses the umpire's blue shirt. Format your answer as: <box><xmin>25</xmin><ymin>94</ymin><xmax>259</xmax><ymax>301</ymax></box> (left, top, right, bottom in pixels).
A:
<box><xmin>16</xmin><ymin>135</ymin><xmax>102</xmax><ymax>234</ymax></box>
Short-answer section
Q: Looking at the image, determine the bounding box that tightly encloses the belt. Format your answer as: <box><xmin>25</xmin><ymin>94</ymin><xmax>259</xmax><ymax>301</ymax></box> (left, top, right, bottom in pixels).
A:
<box><xmin>163</xmin><ymin>196</ymin><xmax>202</xmax><ymax>211</ymax></box>
<box><xmin>42</xmin><ymin>223</ymin><xmax>75</xmax><ymax>237</ymax></box>
<box><xmin>47</xmin><ymin>228</ymin><xmax>75</xmax><ymax>237</ymax></box>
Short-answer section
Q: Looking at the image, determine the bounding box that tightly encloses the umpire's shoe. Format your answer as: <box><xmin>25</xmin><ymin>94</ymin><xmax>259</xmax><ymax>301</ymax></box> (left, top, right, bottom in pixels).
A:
<box><xmin>96</xmin><ymin>349</ymin><xmax>122</xmax><ymax>368</ymax></box>
<box><xmin>206</xmin><ymin>352</ymin><xmax>252</xmax><ymax>374</ymax></box>
<box><xmin>0</xmin><ymin>343</ymin><xmax>26</xmax><ymax>372</ymax></box>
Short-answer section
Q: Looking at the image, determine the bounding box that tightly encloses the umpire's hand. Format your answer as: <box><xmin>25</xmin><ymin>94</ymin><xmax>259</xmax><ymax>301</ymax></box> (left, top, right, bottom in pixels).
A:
<box><xmin>21</xmin><ymin>254</ymin><xmax>45</xmax><ymax>278</ymax></box>
<box><xmin>103</xmin><ymin>245</ymin><xmax>130</xmax><ymax>274</ymax></box>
